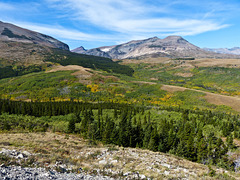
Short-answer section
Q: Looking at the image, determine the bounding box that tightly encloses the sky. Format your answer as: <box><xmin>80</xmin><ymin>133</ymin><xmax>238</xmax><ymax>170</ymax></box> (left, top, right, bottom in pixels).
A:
<box><xmin>1</xmin><ymin>0</ymin><xmax>240</xmax><ymax>50</ymax></box>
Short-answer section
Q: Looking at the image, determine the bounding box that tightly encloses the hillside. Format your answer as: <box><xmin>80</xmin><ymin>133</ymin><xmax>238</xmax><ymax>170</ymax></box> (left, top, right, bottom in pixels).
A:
<box><xmin>72</xmin><ymin>36</ymin><xmax>240</xmax><ymax>59</ymax></box>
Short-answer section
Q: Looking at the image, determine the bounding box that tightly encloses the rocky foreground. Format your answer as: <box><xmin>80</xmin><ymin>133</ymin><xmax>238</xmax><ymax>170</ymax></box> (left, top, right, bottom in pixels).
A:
<box><xmin>0</xmin><ymin>148</ymin><xmax>113</xmax><ymax>180</ymax></box>
<box><xmin>0</xmin><ymin>165</ymin><xmax>113</xmax><ymax>180</ymax></box>
<box><xmin>0</xmin><ymin>133</ymin><xmax>239</xmax><ymax>180</ymax></box>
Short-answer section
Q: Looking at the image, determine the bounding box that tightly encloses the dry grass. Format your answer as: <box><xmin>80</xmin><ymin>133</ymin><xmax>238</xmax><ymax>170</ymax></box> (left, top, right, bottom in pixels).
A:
<box><xmin>47</xmin><ymin>65</ymin><xmax>93</xmax><ymax>84</ymax></box>
<box><xmin>161</xmin><ymin>84</ymin><xmax>187</xmax><ymax>93</ymax></box>
<box><xmin>161</xmin><ymin>84</ymin><xmax>240</xmax><ymax>112</ymax></box>
<box><xmin>0</xmin><ymin>132</ymin><xmax>239</xmax><ymax>179</ymax></box>
<box><xmin>193</xmin><ymin>58</ymin><xmax>240</xmax><ymax>68</ymax></box>
<box><xmin>120</xmin><ymin>57</ymin><xmax>170</xmax><ymax>64</ymax></box>
<box><xmin>121</xmin><ymin>57</ymin><xmax>240</xmax><ymax>70</ymax></box>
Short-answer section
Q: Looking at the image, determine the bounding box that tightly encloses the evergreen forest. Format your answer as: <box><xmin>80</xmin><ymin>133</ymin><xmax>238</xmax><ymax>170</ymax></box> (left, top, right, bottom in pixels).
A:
<box><xmin>0</xmin><ymin>99</ymin><xmax>238</xmax><ymax>170</ymax></box>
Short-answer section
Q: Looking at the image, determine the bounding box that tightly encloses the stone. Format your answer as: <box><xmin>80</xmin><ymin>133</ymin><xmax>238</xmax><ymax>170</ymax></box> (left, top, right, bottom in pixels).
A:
<box><xmin>99</xmin><ymin>160</ymin><xmax>107</xmax><ymax>164</ymax></box>
<box><xmin>17</xmin><ymin>154</ymin><xmax>24</xmax><ymax>159</ymax></box>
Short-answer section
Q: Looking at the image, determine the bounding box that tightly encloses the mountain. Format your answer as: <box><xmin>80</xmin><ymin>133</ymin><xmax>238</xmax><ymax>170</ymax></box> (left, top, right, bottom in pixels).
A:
<box><xmin>0</xmin><ymin>21</ymin><xmax>133</xmax><ymax>76</ymax></box>
<box><xmin>0</xmin><ymin>21</ymin><xmax>69</xmax><ymax>50</ymax></box>
<box><xmin>204</xmin><ymin>47</ymin><xmax>240</xmax><ymax>55</ymax></box>
<box><xmin>72</xmin><ymin>36</ymin><xmax>239</xmax><ymax>59</ymax></box>
<box><xmin>0</xmin><ymin>21</ymin><xmax>70</xmax><ymax>65</ymax></box>
<box><xmin>71</xmin><ymin>46</ymin><xmax>86</xmax><ymax>53</ymax></box>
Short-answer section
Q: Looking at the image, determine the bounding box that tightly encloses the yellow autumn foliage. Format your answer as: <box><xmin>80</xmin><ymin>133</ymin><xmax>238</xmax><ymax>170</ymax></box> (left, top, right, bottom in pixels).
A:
<box><xmin>87</xmin><ymin>84</ymin><xmax>99</xmax><ymax>92</ymax></box>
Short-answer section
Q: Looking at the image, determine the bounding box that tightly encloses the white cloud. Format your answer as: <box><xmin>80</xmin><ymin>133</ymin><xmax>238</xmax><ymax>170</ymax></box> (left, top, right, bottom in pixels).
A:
<box><xmin>9</xmin><ymin>21</ymin><xmax>122</xmax><ymax>42</ymax></box>
<box><xmin>46</xmin><ymin>0</ymin><xmax>229</xmax><ymax>37</ymax></box>
<box><xmin>0</xmin><ymin>2</ymin><xmax>15</xmax><ymax>11</ymax></box>
<box><xmin>2</xmin><ymin>0</ymin><xmax>231</xmax><ymax>48</ymax></box>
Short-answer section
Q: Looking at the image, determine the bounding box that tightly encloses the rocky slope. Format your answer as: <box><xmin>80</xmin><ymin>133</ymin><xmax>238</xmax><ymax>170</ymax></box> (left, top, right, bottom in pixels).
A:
<box><xmin>72</xmin><ymin>36</ymin><xmax>239</xmax><ymax>59</ymax></box>
<box><xmin>0</xmin><ymin>21</ymin><xmax>69</xmax><ymax>50</ymax></box>
<box><xmin>0</xmin><ymin>165</ymin><xmax>113</xmax><ymax>180</ymax></box>
<box><xmin>204</xmin><ymin>47</ymin><xmax>240</xmax><ymax>55</ymax></box>
<box><xmin>1</xmin><ymin>133</ymin><xmax>239</xmax><ymax>180</ymax></box>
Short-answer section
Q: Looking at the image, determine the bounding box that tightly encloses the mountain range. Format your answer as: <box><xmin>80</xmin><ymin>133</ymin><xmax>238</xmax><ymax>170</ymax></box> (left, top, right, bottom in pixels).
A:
<box><xmin>1</xmin><ymin>20</ymin><xmax>239</xmax><ymax>62</ymax></box>
<box><xmin>72</xmin><ymin>36</ymin><xmax>240</xmax><ymax>59</ymax></box>
<box><xmin>204</xmin><ymin>47</ymin><xmax>240</xmax><ymax>55</ymax></box>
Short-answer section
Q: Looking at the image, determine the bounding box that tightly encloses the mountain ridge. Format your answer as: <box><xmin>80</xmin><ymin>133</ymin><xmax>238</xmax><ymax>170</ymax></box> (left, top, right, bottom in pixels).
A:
<box><xmin>72</xmin><ymin>36</ymin><xmax>240</xmax><ymax>59</ymax></box>
<box><xmin>0</xmin><ymin>21</ymin><xmax>69</xmax><ymax>51</ymax></box>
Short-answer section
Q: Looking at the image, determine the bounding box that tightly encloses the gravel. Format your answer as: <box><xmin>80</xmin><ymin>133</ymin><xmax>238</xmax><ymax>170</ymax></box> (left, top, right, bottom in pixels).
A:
<box><xmin>0</xmin><ymin>165</ymin><xmax>113</xmax><ymax>180</ymax></box>
<box><xmin>0</xmin><ymin>148</ymin><xmax>113</xmax><ymax>180</ymax></box>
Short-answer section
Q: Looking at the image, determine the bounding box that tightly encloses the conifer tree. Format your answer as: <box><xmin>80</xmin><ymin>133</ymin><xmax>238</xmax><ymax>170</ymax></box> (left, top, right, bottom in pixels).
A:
<box><xmin>68</xmin><ymin>116</ymin><xmax>76</xmax><ymax>133</ymax></box>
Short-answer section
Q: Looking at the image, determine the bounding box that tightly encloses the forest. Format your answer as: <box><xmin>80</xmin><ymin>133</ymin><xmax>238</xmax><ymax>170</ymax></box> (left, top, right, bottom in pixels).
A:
<box><xmin>0</xmin><ymin>64</ymin><xmax>51</xmax><ymax>80</ymax></box>
<box><xmin>0</xmin><ymin>99</ymin><xmax>239</xmax><ymax>170</ymax></box>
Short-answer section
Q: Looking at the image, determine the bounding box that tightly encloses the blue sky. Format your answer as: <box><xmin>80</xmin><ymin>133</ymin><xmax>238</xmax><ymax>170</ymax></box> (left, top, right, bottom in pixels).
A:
<box><xmin>1</xmin><ymin>0</ymin><xmax>240</xmax><ymax>50</ymax></box>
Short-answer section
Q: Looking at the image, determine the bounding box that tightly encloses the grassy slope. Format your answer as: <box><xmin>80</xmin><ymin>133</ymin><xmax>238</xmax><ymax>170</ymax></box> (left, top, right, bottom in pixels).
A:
<box><xmin>0</xmin><ymin>42</ymin><xmax>134</xmax><ymax>79</ymax></box>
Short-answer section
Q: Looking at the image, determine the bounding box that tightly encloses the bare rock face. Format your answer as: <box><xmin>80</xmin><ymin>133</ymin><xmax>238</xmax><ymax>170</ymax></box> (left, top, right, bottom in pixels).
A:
<box><xmin>73</xmin><ymin>36</ymin><xmax>240</xmax><ymax>59</ymax></box>
<box><xmin>0</xmin><ymin>21</ymin><xmax>69</xmax><ymax>51</ymax></box>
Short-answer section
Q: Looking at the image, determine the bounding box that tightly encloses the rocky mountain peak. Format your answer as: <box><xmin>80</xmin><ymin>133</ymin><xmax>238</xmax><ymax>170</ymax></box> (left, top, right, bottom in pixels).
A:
<box><xmin>146</xmin><ymin>36</ymin><xmax>159</xmax><ymax>40</ymax></box>
<box><xmin>71</xmin><ymin>46</ymin><xmax>86</xmax><ymax>53</ymax></box>
<box><xmin>162</xmin><ymin>36</ymin><xmax>188</xmax><ymax>44</ymax></box>
<box><xmin>0</xmin><ymin>21</ymin><xmax>69</xmax><ymax>50</ymax></box>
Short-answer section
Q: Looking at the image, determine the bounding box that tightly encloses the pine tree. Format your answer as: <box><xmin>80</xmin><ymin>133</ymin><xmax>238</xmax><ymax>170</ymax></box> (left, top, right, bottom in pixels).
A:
<box><xmin>68</xmin><ymin>117</ymin><xmax>75</xmax><ymax>133</ymax></box>
<box><xmin>102</xmin><ymin>116</ymin><xmax>113</xmax><ymax>144</ymax></box>
<box><xmin>118</xmin><ymin>111</ymin><xmax>129</xmax><ymax>147</ymax></box>
<box><xmin>197</xmin><ymin>138</ymin><xmax>207</xmax><ymax>163</ymax></box>
<box><xmin>148</xmin><ymin>128</ymin><xmax>159</xmax><ymax>151</ymax></box>
<box><xmin>167</xmin><ymin>128</ymin><xmax>176</xmax><ymax>151</ymax></box>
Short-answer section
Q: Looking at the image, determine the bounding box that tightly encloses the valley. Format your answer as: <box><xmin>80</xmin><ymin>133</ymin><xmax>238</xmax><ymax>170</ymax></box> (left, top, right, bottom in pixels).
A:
<box><xmin>1</xmin><ymin>21</ymin><xmax>240</xmax><ymax>179</ymax></box>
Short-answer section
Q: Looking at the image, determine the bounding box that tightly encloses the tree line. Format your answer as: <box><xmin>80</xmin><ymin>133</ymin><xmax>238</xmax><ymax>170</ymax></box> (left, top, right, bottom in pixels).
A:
<box><xmin>0</xmin><ymin>99</ymin><xmax>239</xmax><ymax>170</ymax></box>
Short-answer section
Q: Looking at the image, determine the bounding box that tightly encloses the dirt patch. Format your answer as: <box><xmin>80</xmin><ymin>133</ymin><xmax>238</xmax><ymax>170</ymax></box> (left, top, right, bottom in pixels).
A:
<box><xmin>131</xmin><ymin>81</ymin><xmax>157</xmax><ymax>85</ymax></box>
<box><xmin>204</xmin><ymin>93</ymin><xmax>240</xmax><ymax>111</ymax></box>
<box><xmin>175</xmin><ymin>72</ymin><xmax>193</xmax><ymax>77</ymax></box>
